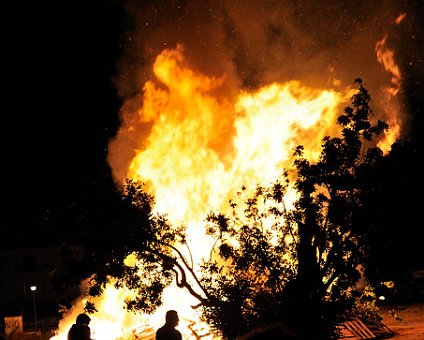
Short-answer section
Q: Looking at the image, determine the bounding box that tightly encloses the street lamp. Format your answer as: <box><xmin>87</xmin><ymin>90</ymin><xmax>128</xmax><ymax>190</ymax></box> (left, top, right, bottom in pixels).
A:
<box><xmin>30</xmin><ymin>284</ymin><xmax>37</xmax><ymax>327</ymax></box>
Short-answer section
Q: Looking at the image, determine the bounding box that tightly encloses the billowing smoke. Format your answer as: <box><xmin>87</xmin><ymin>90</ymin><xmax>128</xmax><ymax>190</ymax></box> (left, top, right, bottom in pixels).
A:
<box><xmin>114</xmin><ymin>0</ymin><xmax>413</xmax><ymax>88</ymax></box>
<box><xmin>108</xmin><ymin>0</ymin><xmax>418</xmax><ymax>184</ymax></box>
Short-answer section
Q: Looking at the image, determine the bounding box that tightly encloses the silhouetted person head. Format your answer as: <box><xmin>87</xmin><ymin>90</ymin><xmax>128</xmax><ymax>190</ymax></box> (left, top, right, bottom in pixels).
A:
<box><xmin>165</xmin><ymin>310</ymin><xmax>179</xmax><ymax>326</ymax></box>
<box><xmin>76</xmin><ymin>313</ymin><xmax>91</xmax><ymax>326</ymax></box>
<box><xmin>68</xmin><ymin>313</ymin><xmax>92</xmax><ymax>340</ymax></box>
<box><xmin>156</xmin><ymin>310</ymin><xmax>182</xmax><ymax>340</ymax></box>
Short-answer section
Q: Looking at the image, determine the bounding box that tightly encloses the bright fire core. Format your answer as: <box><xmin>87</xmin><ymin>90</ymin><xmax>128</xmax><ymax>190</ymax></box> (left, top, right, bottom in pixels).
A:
<box><xmin>51</xmin><ymin>43</ymin><xmax>401</xmax><ymax>339</ymax></box>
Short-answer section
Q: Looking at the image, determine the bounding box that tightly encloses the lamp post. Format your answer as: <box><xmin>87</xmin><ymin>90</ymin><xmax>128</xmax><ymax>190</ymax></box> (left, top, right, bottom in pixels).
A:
<box><xmin>30</xmin><ymin>284</ymin><xmax>37</xmax><ymax>328</ymax></box>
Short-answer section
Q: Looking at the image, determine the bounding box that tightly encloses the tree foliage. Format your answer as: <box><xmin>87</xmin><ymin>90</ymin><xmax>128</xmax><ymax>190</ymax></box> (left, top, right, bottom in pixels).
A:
<box><xmin>194</xmin><ymin>79</ymin><xmax>389</xmax><ymax>339</ymax></box>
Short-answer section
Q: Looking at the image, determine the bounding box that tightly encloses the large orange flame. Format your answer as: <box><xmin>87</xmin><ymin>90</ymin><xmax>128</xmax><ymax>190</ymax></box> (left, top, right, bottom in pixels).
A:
<box><xmin>51</xmin><ymin>40</ymin><xmax>403</xmax><ymax>339</ymax></box>
<box><xmin>375</xmin><ymin>35</ymin><xmax>403</xmax><ymax>151</ymax></box>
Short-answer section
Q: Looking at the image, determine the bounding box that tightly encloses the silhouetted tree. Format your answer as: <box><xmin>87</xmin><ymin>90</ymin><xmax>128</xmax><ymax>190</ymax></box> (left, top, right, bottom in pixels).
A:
<box><xmin>278</xmin><ymin>79</ymin><xmax>388</xmax><ymax>338</ymax></box>
<box><xmin>198</xmin><ymin>79</ymin><xmax>388</xmax><ymax>339</ymax></box>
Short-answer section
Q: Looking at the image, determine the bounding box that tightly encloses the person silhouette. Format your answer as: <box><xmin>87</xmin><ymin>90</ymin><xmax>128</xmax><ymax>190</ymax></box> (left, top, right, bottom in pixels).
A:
<box><xmin>67</xmin><ymin>313</ymin><xmax>93</xmax><ymax>340</ymax></box>
<box><xmin>155</xmin><ymin>310</ymin><xmax>182</xmax><ymax>340</ymax></box>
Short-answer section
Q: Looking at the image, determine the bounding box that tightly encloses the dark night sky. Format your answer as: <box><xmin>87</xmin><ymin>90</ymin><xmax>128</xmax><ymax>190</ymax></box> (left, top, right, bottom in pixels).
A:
<box><xmin>2</xmin><ymin>1</ymin><xmax>124</xmax><ymax>238</ymax></box>
<box><xmin>2</xmin><ymin>0</ymin><xmax>424</xmax><ymax>246</ymax></box>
